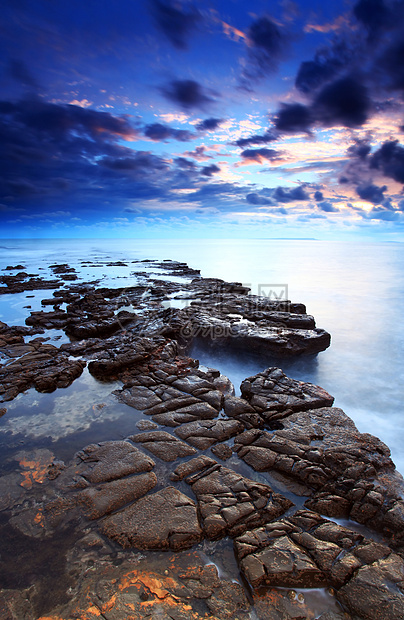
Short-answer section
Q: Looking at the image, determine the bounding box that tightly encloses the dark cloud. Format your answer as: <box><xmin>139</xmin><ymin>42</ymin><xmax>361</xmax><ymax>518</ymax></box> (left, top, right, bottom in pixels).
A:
<box><xmin>295</xmin><ymin>59</ymin><xmax>340</xmax><ymax>95</ymax></box>
<box><xmin>317</xmin><ymin>201</ymin><xmax>339</xmax><ymax>213</ymax></box>
<box><xmin>274</xmin><ymin>103</ymin><xmax>312</xmax><ymax>133</ymax></box>
<box><xmin>370</xmin><ymin>140</ymin><xmax>404</xmax><ymax>183</ymax></box>
<box><xmin>377</xmin><ymin>40</ymin><xmax>404</xmax><ymax>93</ymax></box>
<box><xmin>365</xmin><ymin>206</ymin><xmax>403</xmax><ymax>221</ymax></box>
<box><xmin>150</xmin><ymin>0</ymin><xmax>201</xmax><ymax>49</ymax></box>
<box><xmin>235</xmin><ymin>130</ymin><xmax>277</xmax><ymax>148</ymax></box>
<box><xmin>144</xmin><ymin>122</ymin><xmax>193</xmax><ymax>142</ymax></box>
<box><xmin>161</xmin><ymin>79</ymin><xmax>216</xmax><ymax>110</ymax></box>
<box><xmin>184</xmin><ymin>145</ymin><xmax>212</xmax><ymax>160</ymax></box>
<box><xmin>174</xmin><ymin>157</ymin><xmax>196</xmax><ymax>169</ymax></box>
<box><xmin>353</xmin><ymin>0</ymin><xmax>393</xmax><ymax>39</ymax></box>
<box><xmin>201</xmin><ymin>164</ymin><xmax>220</xmax><ymax>177</ymax></box>
<box><xmin>314</xmin><ymin>190</ymin><xmax>324</xmax><ymax>201</ymax></box>
<box><xmin>273</xmin><ymin>185</ymin><xmax>309</xmax><ymax>202</ymax></box>
<box><xmin>313</xmin><ymin>76</ymin><xmax>371</xmax><ymax>128</ymax></box>
<box><xmin>347</xmin><ymin>139</ymin><xmax>372</xmax><ymax>159</ymax></box>
<box><xmin>100</xmin><ymin>152</ymin><xmax>168</xmax><ymax>173</ymax></box>
<box><xmin>356</xmin><ymin>183</ymin><xmax>387</xmax><ymax>204</ymax></box>
<box><xmin>248</xmin><ymin>16</ymin><xmax>282</xmax><ymax>56</ymax></box>
<box><xmin>0</xmin><ymin>98</ymin><xmax>136</xmax><ymax>141</ymax></box>
<box><xmin>240</xmin><ymin>148</ymin><xmax>282</xmax><ymax>163</ymax></box>
<box><xmin>196</xmin><ymin>118</ymin><xmax>223</xmax><ymax>131</ymax></box>
<box><xmin>0</xmin><ymin>97</ymin><xmax>175</xmax><ymax>211</ymax></box>
<box><xmin>242</xmin><ymin>16</ymin><xmax>288</xmax><ymax>82</ymax></box>
<box><xmin>246</xmin><ymin>192</ymin><xmax>273</xmax><ymax>205</ymax></box>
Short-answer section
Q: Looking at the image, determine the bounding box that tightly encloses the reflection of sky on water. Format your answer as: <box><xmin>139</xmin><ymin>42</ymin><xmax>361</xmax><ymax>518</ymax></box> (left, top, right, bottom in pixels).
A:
<box><xmin>0</xmin><ymin>370</ymin><xmax>123</xmax><ymax>441</ymax></box>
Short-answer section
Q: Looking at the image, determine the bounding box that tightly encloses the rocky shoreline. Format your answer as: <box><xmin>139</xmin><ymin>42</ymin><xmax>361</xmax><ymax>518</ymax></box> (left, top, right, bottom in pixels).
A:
<box><xmin>0</xmin><ymin>259</ymin><xmax>403</xmax><ymax>620</ymax></box>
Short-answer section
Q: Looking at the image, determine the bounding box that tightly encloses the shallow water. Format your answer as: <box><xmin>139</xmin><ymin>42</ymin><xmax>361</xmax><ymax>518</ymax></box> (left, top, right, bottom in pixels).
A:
<box><xmin>3</xmin><ymin>237</ymin><xmax>401</xmax><ymax>469</ymax></box>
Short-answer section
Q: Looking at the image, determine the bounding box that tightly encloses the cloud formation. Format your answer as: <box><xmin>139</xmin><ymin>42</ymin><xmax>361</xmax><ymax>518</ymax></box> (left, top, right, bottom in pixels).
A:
<box><xmin>161</xmin><ymin>79</ymin><xmax>216</xmax><ymax>110</ymax></box>
<box><xmin>150</xmin><ymin>0</ymin><xmax>201</xmax><ymax>49</ymax></box>
<box><xmin>144</xmin><ymin>122</ymin><xmax>194</xmax><ymax>141</ymax></box>
<box><xmin>240</xmin><ymin>148</ymin><xmax>282</xmax><ymax>163</ymax></box>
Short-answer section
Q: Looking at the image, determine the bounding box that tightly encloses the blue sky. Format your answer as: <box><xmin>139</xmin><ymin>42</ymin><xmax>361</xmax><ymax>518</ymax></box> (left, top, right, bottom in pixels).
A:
<box><xmin>1</xmin><ymin>0</ymin><xmax>404</xmax><ymax>239</ymax></box>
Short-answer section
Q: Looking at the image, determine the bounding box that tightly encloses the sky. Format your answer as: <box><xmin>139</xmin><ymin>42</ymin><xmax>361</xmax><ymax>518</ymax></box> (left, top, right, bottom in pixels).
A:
<box><xmin>1</xmin><ymin>0</ymin><xmax>404</xmax><ymax>240</ymax></box>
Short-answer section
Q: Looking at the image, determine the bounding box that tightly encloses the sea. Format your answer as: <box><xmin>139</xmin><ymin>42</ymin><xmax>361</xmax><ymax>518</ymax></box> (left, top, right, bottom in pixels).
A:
<box><xmin>0</xmin><ymin>237</ymin><xmax>403</xmax><ymax>474</ymax></box>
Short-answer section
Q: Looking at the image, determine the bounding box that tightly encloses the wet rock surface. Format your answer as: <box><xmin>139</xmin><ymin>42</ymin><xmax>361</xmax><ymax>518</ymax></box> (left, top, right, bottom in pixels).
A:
<box><xmin>0</xmin><ymin>258</ymin><xmax>403</xmax><ymax>620</ymax></box>
<box><xmin>0</xmin><ymin>337</ymin><xmax>86</xmax><ymax>401</ymax></box>
<box><xmin>175</xmin><ymin>456</ymin><xmax>294</xmax><ymax>539</ymax></box>
<box><xmin>233</xmin><ymin>405</ymin><xmax>404</xmax><ymax>551</ymax></box>
<box><xmin>101</xmin><ymin>486</ymin><xmax>203</xmax><ymax>551</ymax></box>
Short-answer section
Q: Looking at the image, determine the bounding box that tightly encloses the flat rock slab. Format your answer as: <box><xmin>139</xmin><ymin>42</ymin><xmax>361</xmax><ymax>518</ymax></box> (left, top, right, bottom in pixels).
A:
<box><xmin>239</xmin><ymin>366</ymin><xmax>335</xmax><ymax>422</ymax></box>
<box><xmin>174</xmin><ymin>418</ymin><xmax>245</xmax><ymax>449</ymax></box>
<box><xmin>234</xmin><ymin>509</ymin><xmax>404</xmax><ymax>619</ymax></box>
<box><xmin>129</xmin><ymin>430</ymin><xmax>197</xmax><ymax>461</ymax></box>
<box><xmin>77</xmin><ymin>471</ymin><xmax>157</xmax><ymax>519</ymax></box>
<box><xmin>75</xmin><ymin>441</ymin><xmax>155</xmax><ymax>484</ymax></box>
<box><xmin>179</xmin><ymin>458</ymin><xmax>293</xmax><ymax>539</ymax></box>
<box><xmin>101</xmin><ymin>486</ymin><xmax>203</xmax><ymax>551</ymax></box>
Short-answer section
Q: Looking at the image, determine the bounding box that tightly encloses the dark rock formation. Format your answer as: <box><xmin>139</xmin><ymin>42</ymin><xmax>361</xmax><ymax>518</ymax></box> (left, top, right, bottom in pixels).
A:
<box><xmin>75</xmin><ymin>441</ymin><xmax>155</xmax><ymax>483</ymax></box>
<box><xmin>235</xmin><ymin>509</ymin><xmax>404</xmax><ymax>619</ymax></box>
<box><xmin>172</xmin><ymin>456</ymin><xmax>293</xmax><ymax>540</ymax></box>
<box><xmin>239</xmin><ymin>366</ymin><xmax>335</xmax><ymax>420</ymax></box>
<box><xmin>78</xmin><ymin>472</ymin><xmax>157</xmax><ymax>519</ymax></box>
<box><xmin>234</xmin><ymin>407</ymin><xmax>404</xmax><ymax>549</ymax></box>
<box><xmin>101</xmin><ymin>486</ymin><xmax>203</xmax><ymax>551</ymax></box>
<box><xmin>0</xmin><ymin>336</ymin><xmax>86</xmax><ymax>401</ymax></box>
<box><xmin>129</xmin><ymin>430</ymin><xmax>198</xmax><ymax>461</ymax></box>
<box><xmin>174</xmin><ymin>418</ymin><xmax>244</xmax><ymax>449</ymax></box>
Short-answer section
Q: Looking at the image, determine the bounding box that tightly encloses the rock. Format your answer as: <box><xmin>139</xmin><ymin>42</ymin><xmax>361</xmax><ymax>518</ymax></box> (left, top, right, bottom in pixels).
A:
<box><xmin>101</xmin><ymin>487</ymin><xmax>203</xmax><ymax>551</ymax></box>
<box><xmin>174</xmin><ymin>419</ymin><xmax>245</xmax><ymax>449</ymax></box>
<box><xmin>129</xmin><ymin>431</ymin><xmax>198</xmax><ymax>461</ymax></box>
<box><xmin>239</xmin><ymin>367</ymin><xmax>335</xmax><ymax>423</ymax></box>
<box><xmin>170</xmin><ymin>455</ymin><xmax>217</xmax><ymax>482</ymax></box>
<box><xmin>0</xmin><ymin>339</ymin><xmax>86</xmax><ymax>401</ymax></box>
<box><xmin>337</xmin><ymin>555</ymin><xmax>404</xmax><ymax>619</ymax></box>
<box><xmin>234</xmin><ymin>508</ymin><xmax>404</xmax><ymax>611</ymax></box>
<box><xmin>182</xmin><ymin>458</ymin><xmax>293</xmax><ymax>539</ymax></box>
<box><xmin>75</xmin><ymin>441</ymin><xmax>155</xmax><ymax>484</ymax></box>
<box><xmin>210</xmin><ymin>443</ymin><xmax>233</xmax><ymax>460</ymax></box>
<box><xmin>136</xmin><ymin>419</ymin><xmax>158</xmax><ymax>430</ymax></box>
<box><xmin>234</xmin><ymin>406</ymin><xmax>404</xmax><ymax>539</ymax></box>
<box><xmin>78</xmin><ymin>472</ymin><xmax>158</xmax><ymax>519</ymax></box>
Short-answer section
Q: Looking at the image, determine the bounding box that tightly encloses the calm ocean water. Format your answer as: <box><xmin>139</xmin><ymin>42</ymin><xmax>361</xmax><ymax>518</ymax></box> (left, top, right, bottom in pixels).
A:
<box><xmin>1</xmin><ymin>238</ymin><xmax>404</xmax><ymax>473</ymax></box>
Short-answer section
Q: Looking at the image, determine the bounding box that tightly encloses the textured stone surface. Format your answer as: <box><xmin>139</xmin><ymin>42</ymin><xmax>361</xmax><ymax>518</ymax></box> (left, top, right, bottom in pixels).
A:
<box><xmin>101</xmin><ymin>487</ymin><xmax>203</xmax><ymax>551</ymax></box>
<box><xmin>75</xmin><ymin>441</ymin><xmax>155</xmax><ymax>484</ymax></box>
<box><xmin>0</xmin><ymin>330</ymin><xmax>86</xmax><ymax>401</ymax></box>
<box><xmin>129</xmin><ymin>430</ymin><xmax>197</xmax><ymax>461</ymax></box>
<box><xmin>239</xmin><ymin>366</ymin><xmax>335</xmax><ymax>422</ymax></box>
<box><xmin>77</xmin><ymin>472</ymin><xmax>157</xmax><ymax>519</ymax></box>
<box><xmin>234</xmin><ymin>508</ymin><xmax>404</xmax><ymax>617</ymax></box>
<box><xmin>174</xmin><ymin>418</ymin><xmax>244</xmax><ymax>449</ymax></box>
<box><xmin>234</xmin><ymin>407</ymin><xmax>404</xmax><ymax>541</ymax></box>
<box><xmin>180</xmin><ymin>458</ymin><xmax>293</xmax><ymax>539</ymax></box>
